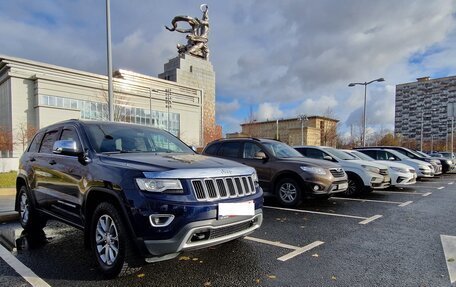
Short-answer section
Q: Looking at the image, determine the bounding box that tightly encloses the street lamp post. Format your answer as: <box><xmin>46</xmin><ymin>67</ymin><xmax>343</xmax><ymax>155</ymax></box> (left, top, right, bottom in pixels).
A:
<box><xmin>348</xmin><ymin>78</ymin><xmax>385</xmax><ymax>147</ymax></box>
<box><xmin>106</xmin><ymin>0</ymin><xmax>114</xmax><ymax>122</ymax></box>
<box><xmin>298</xmin><ymin>115</ymin><xmax>308</xmax><ymax>146</ymax></box>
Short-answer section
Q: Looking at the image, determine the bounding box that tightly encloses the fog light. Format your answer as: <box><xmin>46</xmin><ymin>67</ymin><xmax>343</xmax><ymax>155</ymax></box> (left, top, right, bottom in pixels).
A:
<box><xmin>149</xmin><ymin>214</ymin><xmax>175</xmax><ymax>227</ymax></box>
<box><xmin>313</xmin><ymin>185</ymin><xmax>320</xmax><ymax>191</ymax></box>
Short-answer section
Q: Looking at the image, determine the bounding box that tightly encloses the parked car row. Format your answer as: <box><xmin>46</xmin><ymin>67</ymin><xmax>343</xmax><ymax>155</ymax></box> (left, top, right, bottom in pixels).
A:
<box><xmin>203</xmin><ymin>139</ymin><xmax>455</xmax><ymax>209</ymax></box>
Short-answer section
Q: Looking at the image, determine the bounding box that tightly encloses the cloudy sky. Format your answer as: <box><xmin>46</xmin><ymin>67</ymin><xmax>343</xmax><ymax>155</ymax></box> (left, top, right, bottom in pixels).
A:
<box><xmin>1</xmin><ymin>0</ymin><xmax>455</xmax><ymax>136</ymax></box>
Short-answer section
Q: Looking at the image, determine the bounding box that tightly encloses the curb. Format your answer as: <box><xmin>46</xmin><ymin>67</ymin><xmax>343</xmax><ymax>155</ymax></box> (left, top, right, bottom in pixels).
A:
<box><xmin>0</xmin><ymin>211</ymin><xmax>19</xmax><ymax>223</ymax></box>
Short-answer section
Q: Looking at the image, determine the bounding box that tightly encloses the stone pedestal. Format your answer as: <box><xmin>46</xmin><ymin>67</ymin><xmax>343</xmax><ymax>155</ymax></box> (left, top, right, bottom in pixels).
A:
<box><xmin>159</xmin><ymin>54</ymin><xmax>219</xmax><ymax>145</ymax></box>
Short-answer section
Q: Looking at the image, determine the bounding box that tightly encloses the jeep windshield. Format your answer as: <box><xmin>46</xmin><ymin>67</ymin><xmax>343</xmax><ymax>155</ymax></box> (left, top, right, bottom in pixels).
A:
<box><xmin>262</xmin><ymin>141</ymin><xmax>303</xmax><ymax>158</ymax></box>
<box><xmin>83</xmin><ymin>122</ymin><xmax>193</xmax><ymax>154</ymax></box>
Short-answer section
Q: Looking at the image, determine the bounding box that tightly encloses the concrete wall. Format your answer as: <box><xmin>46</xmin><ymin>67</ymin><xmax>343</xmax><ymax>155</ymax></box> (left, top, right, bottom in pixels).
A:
<box><xmin>0</xmin><ymin>158</ymin><xmax>19</xmax><ymax>172</ymax></box>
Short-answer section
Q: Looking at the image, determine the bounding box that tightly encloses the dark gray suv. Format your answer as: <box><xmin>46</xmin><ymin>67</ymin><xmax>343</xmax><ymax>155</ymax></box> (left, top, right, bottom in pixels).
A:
<box><xmin>203</xmin><ymin>138</ymin><xmax>348</xmax><ymax>207</ymax></box>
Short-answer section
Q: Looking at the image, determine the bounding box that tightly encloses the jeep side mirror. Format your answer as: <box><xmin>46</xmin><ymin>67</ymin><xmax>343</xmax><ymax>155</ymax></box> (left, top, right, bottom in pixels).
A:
<box><xmin>323</xmin><ymin>155</ymin><xmax>333</xmax><ymax>161</ymax></box>
<box><xmin>53</xmin><ymin>140</ymin><xmax>81</xmax><ymax>156</ymax></box>
<box><xmin>254</xmin><ymin>151</ymin><xmax>267</xmax><ymax>160</ymax></box>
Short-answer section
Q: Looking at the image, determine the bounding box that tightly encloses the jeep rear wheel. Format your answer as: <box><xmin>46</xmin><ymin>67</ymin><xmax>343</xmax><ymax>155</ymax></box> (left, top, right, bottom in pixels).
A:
<box><xmin>276</xmin><ymin>178</ymin><xmax>302</xmax><ymax>207</ymax></box>
<box><xmin>91</xmin><ymin>202</ymin><xmax>142</xmax><ymax>278</ymax></box>
<box><xmin>18</xmin><ymin>186</ymin><xmax>46</xmax><ymax>231</ymax></box>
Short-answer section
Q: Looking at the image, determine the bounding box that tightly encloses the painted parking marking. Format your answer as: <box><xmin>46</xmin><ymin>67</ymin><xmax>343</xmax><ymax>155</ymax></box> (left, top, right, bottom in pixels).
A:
<box><xmin>263</xmin><ymin>206</ymin><xmax>382</xmax><ymax>225</ymax></box>
<box><xmin>398</xmin><ymin>201</ymin><xmax>413</xmax><ymax>207</ymax></box>
<box><xmin>375</xmin><ymin>190</ymin><xmax>431</xmax><ymax>197</ymax></box>
<box><xmin>448</xmin><ymin>182</ymin><xmax>454</xmax><ymax>185</ymax></box>
<box><xmin>438</xmin><ymin>186</ymin><xmax>445</xmax><ymax>190</ymax></box>
<box><xmin>245</xmin><ymin>236</ymin><xmax>324</xmax><ymax>262</ymax></box>
<box><xmin>440</xmin><ymin>235</ymin><xmax>456</xmax><ymax>284</ymax></box>
<box><xmin>0</xmin><ymin>244</ymin><xmax>51</xmax><ymax>287</ymax></box>
<box><xmin>331</xmin><ymin>197</ymin><xmax>413</xmax><ymax>207</ymax></box>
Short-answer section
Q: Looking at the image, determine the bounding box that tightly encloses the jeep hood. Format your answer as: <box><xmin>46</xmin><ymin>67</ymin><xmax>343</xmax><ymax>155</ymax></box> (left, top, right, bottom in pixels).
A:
<box><xmin>98</xmin><ymin>153</ymin><xmax>248</xmax><ymax>172</ymax></box>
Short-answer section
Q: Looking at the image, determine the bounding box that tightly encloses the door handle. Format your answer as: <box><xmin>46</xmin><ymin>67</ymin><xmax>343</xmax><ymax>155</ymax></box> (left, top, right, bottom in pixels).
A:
<box><xmin>49</xmin><ymin>160</ymin><xmax>57</xmax><ymax>165</ymax></box>
<box><xmin>30</xmin><ymin>157</ymin><xmax>36</xmax><ymax>162</ymax></box>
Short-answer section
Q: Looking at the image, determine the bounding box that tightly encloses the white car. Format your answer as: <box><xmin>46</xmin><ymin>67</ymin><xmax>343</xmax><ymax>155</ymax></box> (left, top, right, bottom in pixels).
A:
<box><xmin>344</xmin><ymin>150</ymin><xmax>417</xmax><ymax>187</ymax></box>
<box><xmin>294</xmin><ymin>146</ymin><xmax>390</xmax><ymax>196</ymax></box>
<box><xmin>356</xmin><ymin>148</ymin><xmax>434</xmax><ymax>178</ymax></box>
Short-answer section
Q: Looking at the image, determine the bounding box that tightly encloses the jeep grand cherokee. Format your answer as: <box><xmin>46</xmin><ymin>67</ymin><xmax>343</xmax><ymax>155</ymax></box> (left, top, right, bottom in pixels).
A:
<box><xmin>16</xmin><ymin>120</ymin><xmax>263</xmax><ymax>277</ymax></box>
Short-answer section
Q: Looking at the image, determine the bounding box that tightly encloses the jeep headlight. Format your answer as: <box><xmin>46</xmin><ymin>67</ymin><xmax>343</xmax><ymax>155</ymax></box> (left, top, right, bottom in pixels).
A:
<box><xmin>446</xmin><ymin>160</ymin><xmax>452</xmax><ymax>165</ymax></box>
<box><xmin>136</xmin><ymin>178</ymin><xmax>183</xmax><ymax>194</ymax></box>
<box><xmin>252</xmin><ymin>172</ymin><xmax>259</xmax><ymax>186</ymax></box>
<box><xmin>300</xmin><ymin>166</ymin><xmax>327</xmax><ymax>175</ymax></box>
<box><xmin>362</xmin><ymin>165</ymin><xmax>380</xmax><ymax>174</ymax></box>
<box><xmin>390</xmin><ymin>167</ymin><xmax>408</xmax><ymax>173</ymax></box>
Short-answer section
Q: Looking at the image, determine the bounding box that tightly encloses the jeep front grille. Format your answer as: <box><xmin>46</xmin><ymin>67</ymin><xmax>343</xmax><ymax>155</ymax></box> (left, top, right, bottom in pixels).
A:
<box><xmin>191</xmin><ymin>176</ymin><xmax>256</xmax><ymax>201</ymax></box>
<box><xmin>329</xmin><ymin>168</ymin><xmax>345</xmax><ymax>178</ymax></box>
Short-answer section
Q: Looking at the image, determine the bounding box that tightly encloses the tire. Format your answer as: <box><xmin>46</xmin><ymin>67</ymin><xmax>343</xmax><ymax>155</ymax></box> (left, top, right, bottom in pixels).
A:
<box><xmin>275</xmin><ymin>178</ymin><xmax>302</xmax><ymax>207</ymax></box>
<box><xmin>91</xmin><ymin>202</ymin><xmax>142</xmax><ymax>278</ymax></box>
<box><xmin>18</xmin><ymin>186</ymin><xmax>46</xmax><ymax>231</ymax></box>
<box><xmin>345</xmin><ymin>175</ymin><xmax>363</xmax><ymax>196</ymax></box>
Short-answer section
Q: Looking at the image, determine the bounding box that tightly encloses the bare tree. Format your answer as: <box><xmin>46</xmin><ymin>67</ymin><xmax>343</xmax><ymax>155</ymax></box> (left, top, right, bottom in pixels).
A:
<box><xmin>321</xmin><ymin>108</ymin><xmax>339</xmax><ymax>147</ymax></box>
<box><xmin>16</xmin><ymin>122</ymin><xmax>37</xmax><ymax>152</ymax></box>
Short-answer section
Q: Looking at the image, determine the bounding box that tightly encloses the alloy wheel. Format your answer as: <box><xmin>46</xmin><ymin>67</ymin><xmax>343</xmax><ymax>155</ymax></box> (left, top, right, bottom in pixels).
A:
<box><xmin>95</xmin><ymin>215</ymin><xmax>120</xmax><ymax>266</ymax></box>
<box><xmin>20</xmin><ymin>192</ymin><xmax>29</xmax><ymax>224</ymax></box>
<box><xmin>279</xmin><ymin>182</ymin><xmax>297</xmax><ymax>203</ymax></box>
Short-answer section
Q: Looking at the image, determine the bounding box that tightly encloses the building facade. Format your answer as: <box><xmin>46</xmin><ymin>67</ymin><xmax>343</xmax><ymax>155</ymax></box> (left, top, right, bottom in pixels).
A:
<box><xmin>237</xmin><ymin>116</ymin><xmax>339</xmax><ymax>147</ymax></box>
<box><xmin>395</xmin><ymin>76</ymin><xmax>456</xmax><ymax>144</ymax></box>
<box><xmin>0</xmin><ymin>56</ymin><xmax>205</xmax><ymax>171</ymax></box>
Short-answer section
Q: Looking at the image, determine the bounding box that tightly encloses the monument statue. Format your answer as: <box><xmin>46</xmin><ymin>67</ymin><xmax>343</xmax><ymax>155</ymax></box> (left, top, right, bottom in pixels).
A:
<box><xmin>165</xmin><ymin>4</ymin><xmax>210</xmax><ymax>60</ymax></box>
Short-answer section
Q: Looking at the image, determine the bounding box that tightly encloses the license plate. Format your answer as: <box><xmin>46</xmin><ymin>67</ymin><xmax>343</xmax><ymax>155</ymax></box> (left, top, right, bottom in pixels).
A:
<box><xmin>219</xmin><ymin>200</ymin><xmax>254</xmax><ymax>219</ymax></box>
<box><xmin>338</xmin><ymin>182</ymin><xmax>348</xmax><ymax>190</ymax></box>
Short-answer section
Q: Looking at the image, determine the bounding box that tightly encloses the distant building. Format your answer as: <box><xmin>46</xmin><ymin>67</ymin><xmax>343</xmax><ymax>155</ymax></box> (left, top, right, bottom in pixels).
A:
<box><xmin>239</xmin><ymin>116</ymin><xmax>339</xmax><ymax>147</ymax></box>
<box><xmin>395</xmin><ymin>76</ymin><xmax>456</xmax><ymax>144</ymax></box>
<box><xmin>0</xmin><ymin>55</ymin><xmax>209</xmax><ymax>171</ymax></box>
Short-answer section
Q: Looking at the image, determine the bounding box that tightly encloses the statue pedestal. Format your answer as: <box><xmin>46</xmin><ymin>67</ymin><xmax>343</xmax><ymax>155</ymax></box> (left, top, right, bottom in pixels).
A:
<box><xmin>159</xmin><ymin>55</ymin><xmax>218</xmax><ymax>145</ymax></box>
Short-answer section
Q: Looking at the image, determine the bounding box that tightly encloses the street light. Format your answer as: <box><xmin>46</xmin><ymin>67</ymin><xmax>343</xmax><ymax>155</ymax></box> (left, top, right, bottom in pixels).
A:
<box><xmin>348</xmin><ymin>78</ymin><xmax>385</xmax><ymax>146</ymax></box>
<box><xmin>413</xmin><ymin>108</ymin><xmax>437</xmax><ymax>152</ymax></box>
<box><xmin>297</xmin><ymin>115</ymin><xmax>308</xmax><ymax>146</ymax></box>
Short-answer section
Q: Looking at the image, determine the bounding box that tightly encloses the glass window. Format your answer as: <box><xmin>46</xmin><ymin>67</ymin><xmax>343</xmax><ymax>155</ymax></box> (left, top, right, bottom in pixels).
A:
<box><xmin>219</xmin><ymin>142</ymin><xmax>241</xmax><ymax>158</ymax></box>
<box><xmin>28</xmin><ymin>132</ymin><xmax>44</xmax><ymax>153</ymax></box>
<box><xmin>305</xmin><ymin>148</ymin><xmax>325</xmax><ymax>160</ymax></box>
<box><xmin>243</xmin><ymin>142</ymin><xmax>263</xmax><ymax>159</ymax></box>
<box><xmin>83</xmin><ymin>122</ymin><xmax>192</xmax><ymax>154</ymax></box>
<box><xmin>204</xmin><ymin>143</ymin><xmax>220</xmax><ymax>155</ymax></box>
<box><xmin>362</xmin><ymin>150</ymin><xmax>378</xmax><ymax>159</ymax></box>
<box><xmin>39</xmin><ymin>130</ymin><xmax>58</xmax><ymax>154</ymax></box>
<box><xmin>262</xmin><ymin>141</ymin><xmax>302</xmax><ymax>158</ymax></box>
<box><xmin>49</xmin><ymin>96</ymin><xmax>56</xmax><ymax>106</ymax></box>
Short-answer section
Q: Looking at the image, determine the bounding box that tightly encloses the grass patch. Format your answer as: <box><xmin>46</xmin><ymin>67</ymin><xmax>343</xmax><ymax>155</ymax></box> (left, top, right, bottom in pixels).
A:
<box><xmin>0</xmin><ymin>171</ymin><xmax>16</xmax><ymax>188</ymax></box>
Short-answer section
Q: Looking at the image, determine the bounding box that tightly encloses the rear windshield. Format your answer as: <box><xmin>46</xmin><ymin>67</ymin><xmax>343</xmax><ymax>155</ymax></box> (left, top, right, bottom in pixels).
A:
<box><xmin>83</xmin><ymin>122</ymin><xmax>193</xmax><ymax>154</ymax></box>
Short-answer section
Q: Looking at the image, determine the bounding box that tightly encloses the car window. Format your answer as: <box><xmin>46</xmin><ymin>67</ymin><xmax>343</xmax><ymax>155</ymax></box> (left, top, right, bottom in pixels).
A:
<box><xmin>39</xmin><ymin>130</ymin><xmax>59</xmax><ymax>154</ymax></box>
<box><xmin>377</xmin><ymin>150</ymin><xmax>389</xmax><ymax>160</ymax></box>
<box><xmin>306</xmin><ymin>148</ymin><xmax>325</xmax><ymax>160</ymax></box>
<box><xmin>204</xmin><ymin>143</ymin><xmax>220</xmax><ymax>155</ymax></box>
<box><xmin>385</xmin><ymin>151</ymin><xmax>399</xmax><ymax>161</ymax></box>
<box><xmin>60</xmin><ymin>128</ymin><xmax>82</xmax><ymax>151</ymax></box>
<box><xmin>243</xmin><ymin>142</ymin><xmax>263</xmax><ymax>159</ymax></box>
<box><xmin>28</xmin><ymin>132</ymin><xmax>44</xmax><ymax>153</ymax></box>
<box><xmin>219</xmin><ymin>142</ymin><xmax>241</xmax><ymax>158</ymax></box>
<box><xmin>364</xmin><ymin>150</ymin><xmax>377</xmax><ymax>159</ymax></box>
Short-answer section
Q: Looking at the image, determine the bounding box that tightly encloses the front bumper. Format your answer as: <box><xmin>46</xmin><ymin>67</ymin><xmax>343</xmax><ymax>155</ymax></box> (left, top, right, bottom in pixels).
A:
<box><xmin>417</xmin><ymin>169</ymin><xmax>433</xmax><ymax>178</ymax></box>
<box><xmin>143</xmin><ymin>210</ymin><xmax>263</xmax><ymax>259</ymax></box>
<box><xmin>370</xmin><ymin>173</ymin><xmax>390</xmax><ymax>189</ymax></box>
<box><xmin>393</xmin><ymin>172</ymin><xmax>417</xmax><ymax>186</ymax></box>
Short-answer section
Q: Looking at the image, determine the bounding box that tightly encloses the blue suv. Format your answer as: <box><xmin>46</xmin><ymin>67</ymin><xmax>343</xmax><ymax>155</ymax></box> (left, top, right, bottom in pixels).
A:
<box><xmin>15</xmin><ymin>120</ymin><xmax>263</xmax><ymax>277</ymax></box>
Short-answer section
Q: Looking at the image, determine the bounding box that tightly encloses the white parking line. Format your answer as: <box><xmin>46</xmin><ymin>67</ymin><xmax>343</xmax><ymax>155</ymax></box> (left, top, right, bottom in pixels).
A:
<box><xmin>398</xmin><ymin>201</ymin><xmax>413</xmax><ymax>207</ymax></box>
<box><xmin>331</xmin><ymin>197</ymin><xmax>409</xmax><ymax>206</ymax></box>
<box><xmin>448</xmin><ymin>182</ymin><xmax>454</xmax><ymax>185</ymax></box>
<box><xmin>375</xmin><ymin>190</ymin><xmax>430</xmax><ymax>196</ymax></box>
<box><xmin>263</xmin><ymin>206</ymin><xmax>382</xmax><ymax>225</ymax></box>
<box><xmin>359</xmin><ymin>215</ymin><xmax>383</xmax><ymax>225</ymax></box>
<box><xmin>0</xmin><ymin>244</ymin><xmax>51</xmax><ymax>287</ymax></box>
<box><xmin>438</xmin><ymin>186</ymin><xmax>445</xmax><ymax>190</ymax></box>
<box><xmin>440</xmin><ymin>235</ymin><xmax>456</xmax><ymax>284</ymax></box>
<box><xmin>245</xmin><ymin>236</ymin><xmax>324</xmax><ymax>261</ymax></box>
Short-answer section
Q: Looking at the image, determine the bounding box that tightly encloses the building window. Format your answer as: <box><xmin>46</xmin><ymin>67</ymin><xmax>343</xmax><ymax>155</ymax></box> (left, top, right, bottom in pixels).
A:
<box><xmin>38</xmin><ymin>94</ymin><xmax>181</xmax><ymax>136</ymax></box>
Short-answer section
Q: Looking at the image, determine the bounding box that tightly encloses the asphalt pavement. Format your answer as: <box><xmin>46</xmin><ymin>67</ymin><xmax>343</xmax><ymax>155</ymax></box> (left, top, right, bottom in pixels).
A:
<box><xmin>0</xmin><ymin>175</ymin><xmax>456</xmax><ymax>286</ymax></box>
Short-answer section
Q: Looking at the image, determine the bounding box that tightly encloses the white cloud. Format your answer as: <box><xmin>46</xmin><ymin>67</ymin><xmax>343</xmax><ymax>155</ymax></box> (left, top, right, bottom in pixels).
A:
<box><xmin>255</xmin><ymin>102</ymin><xmax>284</xmax><ymax>121</ymax></box>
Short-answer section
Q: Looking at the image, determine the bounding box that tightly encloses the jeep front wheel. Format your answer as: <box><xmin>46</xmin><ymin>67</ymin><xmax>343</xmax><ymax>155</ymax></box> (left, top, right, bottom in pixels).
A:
<box><xmin>91</xmin><ymin>202</ymin><xmax>142</xmax><ymax>278</ymax></box>
<box><xmin>276</xmin><ymin>178</ymin><xmax>302</xmax><ymax>207</ymax></box>
<box><xmin>18</xmin><ymin>186</ymin><xmax>46</xmax><ymax>231</ymax></box>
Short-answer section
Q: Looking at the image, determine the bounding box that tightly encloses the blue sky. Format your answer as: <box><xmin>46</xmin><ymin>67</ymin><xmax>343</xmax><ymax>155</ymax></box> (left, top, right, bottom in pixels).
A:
<box><xmin>1</xmin><ymin>0</ymin><xmax>456</xmax><ymax>139</ymax></box>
